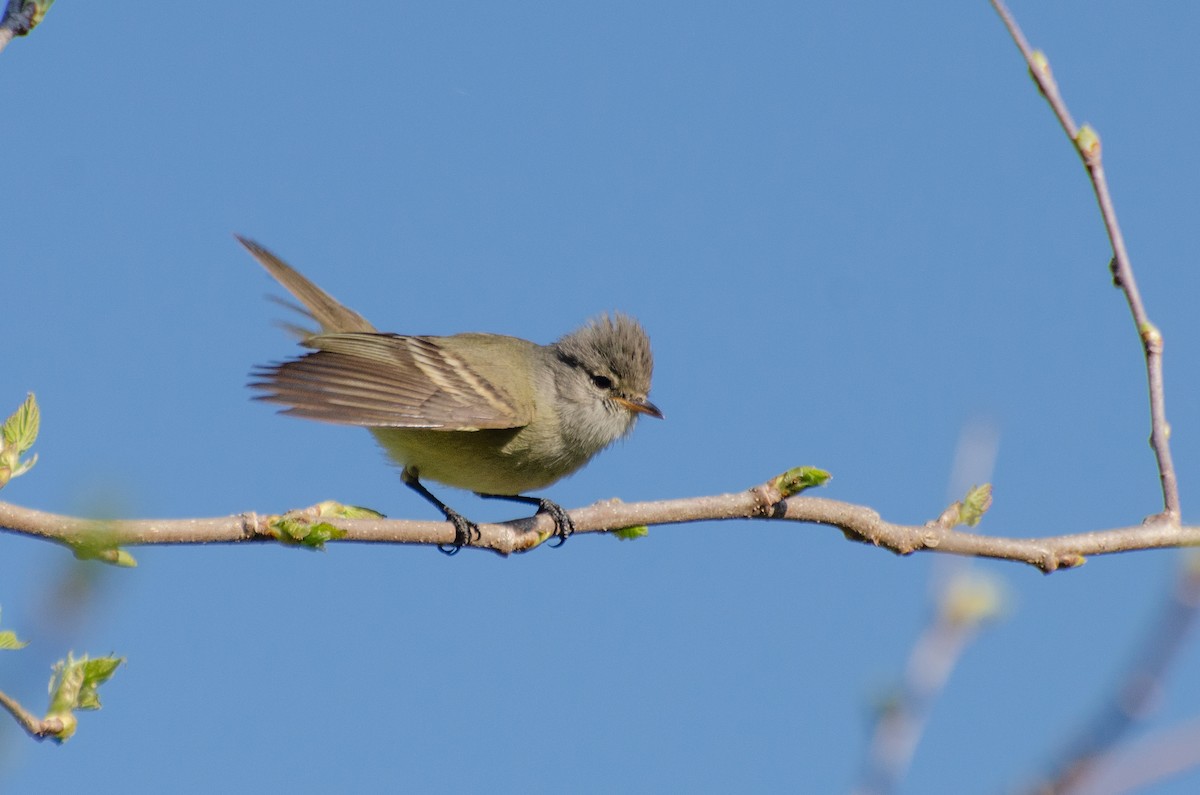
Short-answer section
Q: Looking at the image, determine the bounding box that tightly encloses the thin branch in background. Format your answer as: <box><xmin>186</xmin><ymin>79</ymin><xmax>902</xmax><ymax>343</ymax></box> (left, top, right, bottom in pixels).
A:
<box><xmin>989</xmin><ymin>0</ymin><xmax>1181</xmax><ymax>522</ymax></box>
<box><xmin>1025</xmin><ymin>556</ymin><xmax>1200</xmax><ymax>795</ymax></box>
<box><xmin>851</xmin><ymin>423</ymin><xmax>1002</xmax><ymax>795</ymax></box>
<box><xmin>852</xmin><ymin>581</ymin><xmax>1001</xmax><ymax>795</ymax></box>
<box><xmin>1061</xmin><ymin>715</ymin><xmax>1200</xmax><ymax>795</ymax></box>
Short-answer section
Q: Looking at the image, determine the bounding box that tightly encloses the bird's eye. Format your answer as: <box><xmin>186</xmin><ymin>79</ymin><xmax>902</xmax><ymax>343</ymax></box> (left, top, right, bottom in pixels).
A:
<box><xmin>591</xmin><ymin>374</ymin><xmax>613</xmax><ymax>390</ymax></box>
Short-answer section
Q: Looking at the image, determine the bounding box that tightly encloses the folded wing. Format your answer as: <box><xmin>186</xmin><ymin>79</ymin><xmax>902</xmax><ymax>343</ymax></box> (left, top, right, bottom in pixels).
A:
<box><xmin>251</xmin><ymin>332</ymin><xmax>531</xmax><ymax>430</ymax></box>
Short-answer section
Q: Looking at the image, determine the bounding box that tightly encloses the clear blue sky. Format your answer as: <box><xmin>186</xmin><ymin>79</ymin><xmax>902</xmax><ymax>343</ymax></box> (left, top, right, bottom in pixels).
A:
<box><xmin>5</xmin><ymin>3</ymin><xmax>1200</xmax><ymax>792</ymax></box>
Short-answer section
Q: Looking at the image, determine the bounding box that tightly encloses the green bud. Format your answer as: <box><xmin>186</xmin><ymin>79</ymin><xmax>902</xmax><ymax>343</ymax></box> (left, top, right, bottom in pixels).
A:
<box><xmin>771</xmin><ymin>466</ymin><xmax>832</xmax><ymax>498</ymax></box>
<box><xmin>612</xmin><ymin>525</ymin><xmax>649</xmax><ymax>541</ymax></box>
<box><xmin>1075</xmin><ymin>124</ymin><xmax>1101</xmax><ymax>159</ymax></box>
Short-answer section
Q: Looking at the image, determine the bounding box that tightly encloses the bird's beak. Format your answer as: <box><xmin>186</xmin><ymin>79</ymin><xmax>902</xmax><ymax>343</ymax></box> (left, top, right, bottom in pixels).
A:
<box><xmin>616</xmin><ymin>396</ymin><xmax>664</xmax><ymax>419</ymax></box>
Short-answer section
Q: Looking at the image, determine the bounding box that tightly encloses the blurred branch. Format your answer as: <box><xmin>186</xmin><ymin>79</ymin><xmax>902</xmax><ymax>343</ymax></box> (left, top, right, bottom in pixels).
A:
<box><xmin>990</xmin><ymin>0</ymin><xmax>1181</xmax><ymax>522</ymax></box>
<box><xmin>852</xmin><ymin>573</ymin><xmax>1004</xmax><ymax>795</ymax></box>
<box><xmin>0</xmin><ymin>0</ymin><xmax>54</xmax><ymax>55</ymax></box>
<box><xmin>1049</xmin><ymin>715</ymin><xmax>1200</xmax><ymax>795</ymax></box>
<box><xmin>853</xmin><ymin>424</ymin><xmax>1003</xmax><ymax>795</ymax></box>
<box><xmin>1027</xmin><ymin>556</ymin><xmax>1200</xmax><ymax>794</ymax></box>
<box><xmin>1</xmin><ymin>478</ymin><xmax>1198</xmax><ymax>569</ymax></box>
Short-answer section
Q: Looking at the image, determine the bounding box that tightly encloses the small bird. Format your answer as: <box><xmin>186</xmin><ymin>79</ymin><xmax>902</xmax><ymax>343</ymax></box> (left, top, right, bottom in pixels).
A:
<box><xmin>238</xmin><ymin>236</ymin><xmax>662</xmax><ymax>553</ymax></box>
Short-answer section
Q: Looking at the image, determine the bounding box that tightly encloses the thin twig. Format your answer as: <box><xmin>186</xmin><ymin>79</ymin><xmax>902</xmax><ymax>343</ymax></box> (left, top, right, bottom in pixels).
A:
<box><xmin>989</xmin><ymin>0</ymin><xmax>1077</xmax><ymax>138</ymax></box>
<box><xmin>986</xmin><ymin>2</ymin><xmax>1197</xmax><ymax>790</ymax></box>
<box><xmin>0</xmin><ymin>688</ymin><xmax>62</xmax><ymax>741</ymax></box>
<box><xmin>989</xmin><ymin>0</ymin><xmax>1180</xmax><ymax>521</ymax></box>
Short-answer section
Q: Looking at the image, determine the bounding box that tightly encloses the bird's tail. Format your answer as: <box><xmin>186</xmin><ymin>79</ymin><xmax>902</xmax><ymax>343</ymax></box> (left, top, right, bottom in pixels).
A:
<box><xmin>236</xmin><ymin>235</ymin><xmax>376</xmax><ymax>335</ymax></box>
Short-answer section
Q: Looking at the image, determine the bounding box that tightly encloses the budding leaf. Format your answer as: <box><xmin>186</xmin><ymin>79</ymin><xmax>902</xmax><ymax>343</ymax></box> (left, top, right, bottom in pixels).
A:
<box><xmin>71</xmin><ymin>524</ymin><xmax>138</xmax><ymax>568</ymax></box>
<box><xmin>45</xmin><ymin>653</ymin><xmax>124</xmax><ymax>742</ymax></box>
<box><xmin>958</xmin><ymin>484</ymin><xmax>993</xmax><ymax>528</ymax></box>
<box><xmin>0</xmin><ymin>393</ymin><xmax>39</xmax><ymax>488</ymax></box>
<box><xmin>1075</xmin><ymin>124</ymin><xmax>1101</xmax><ymax>159</ymax></box>
<box><xmin>612</xmin><ymin>525</ymin><xmax>649</xmax><ymax>541</ymax></box>
<box><xmin>1030</xmin><ymin>49</ymin><xmax>1050</xmax><ymax>79</ymax></box>
<box><xmin>2</xmin><ymin>393</ymin><xmax>39</xmax><ymax>452</ymax></box>
<box><xmin>313</xmin><ymin>501</ymin><xmax>383</xmax><ymax>520</ymax></box>
<box><xmin>270</xmin><ymin>501</ymin><xmax>378</xmax><ymax>548</ymax></box>
<box><xmin>772</xmin><ymin>466</ymin><xmax>832</xmax><ymax>498</ymax></box>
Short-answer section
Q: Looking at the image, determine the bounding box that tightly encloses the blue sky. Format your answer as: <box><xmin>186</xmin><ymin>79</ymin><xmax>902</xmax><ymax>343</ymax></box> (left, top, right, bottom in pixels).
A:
<box><xmin>4</xmin><ymin>2</ymin><xmax>1200</xmax><ymax>792</ymax></box>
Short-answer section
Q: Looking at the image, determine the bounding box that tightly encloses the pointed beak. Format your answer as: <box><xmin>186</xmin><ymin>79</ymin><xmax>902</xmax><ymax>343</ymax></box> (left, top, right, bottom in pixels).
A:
<box><xmin>616</xmin><ymin>396</ymin><xmax>664</xmax><ymax>419</ymax></box>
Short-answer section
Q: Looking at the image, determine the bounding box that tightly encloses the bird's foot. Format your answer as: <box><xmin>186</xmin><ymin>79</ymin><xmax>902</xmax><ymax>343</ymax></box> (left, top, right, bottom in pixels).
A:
<box><xmin>477</xmin><ymin>493</ymin><xmax>574</xmax><ymax>548</ymax></box>
<box><xmin>535</xmin><ymin>498</ymin><xmax>575</xmax><ymax>547</ymax></box>
<box><xmin>437</xmin><ymin>507</ymin><xmax>480</xmax><ymax>556</ymax></box>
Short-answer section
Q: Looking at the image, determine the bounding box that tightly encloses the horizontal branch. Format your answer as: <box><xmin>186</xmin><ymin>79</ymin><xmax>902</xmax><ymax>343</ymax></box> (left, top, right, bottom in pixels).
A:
<box><xmin>0</xmin><ymin>475</ymin><xmax>1192</xmax><ymax>572</ymax></box>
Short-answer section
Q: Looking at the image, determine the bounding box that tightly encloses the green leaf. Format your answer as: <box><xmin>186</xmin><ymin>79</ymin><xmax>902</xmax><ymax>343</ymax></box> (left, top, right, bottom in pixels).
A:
<box><xmin>612</xmin><ymin>525</ymin><xmax>649</xmax><ymax>540</ymax></box>
<box><xmin>74</xmin><ymin>657</ymin><xmax>123</xmax><ymax>710</ymax></box>
<box><xmin>272</xmin><ymin>516</ymin><xmax>348</xmax><ymax>549</ymax></box>
<box><xmin>45</xmin><ymin>653</ymin><xmax>124</xmax><ymax>742</ymax></box>
<box><xmin>2</xmin><ymin>393</ymin><xmax>39</xmax><ymax>453</ymax></box>
<box><xmin>0</xmin><ymin>609</ymin><xmax>29</xmax><ymax>650</ymax></box>
<box><xmin>269</xmin><ymin>501</ymin><xmax>377</xmax><ymax>549</ymax></box>
<box><xmin>0</xmin><ymin>393</ymin><xmax>39</xmax><ymax>488</ymax></box>
<box><xmin>10</xmin><ymin>451</ymin><xmax>37</xmax><ymax>478</ymax></box>
<box><xmin>319</xmin><ymin>501</ymin><xmax>383</xmax><ymax>520</ymax></box>
<box><xmin>0</xmin><ymin>630</ymin><xmax>28</xmax><ymax>650</ymax></box>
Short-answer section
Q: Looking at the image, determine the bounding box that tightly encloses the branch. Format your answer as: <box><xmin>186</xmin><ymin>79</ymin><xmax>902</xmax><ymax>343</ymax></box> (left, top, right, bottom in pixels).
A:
<box><xmin>853</xmin><ymin>573</ymin><xmax>1004</xmax><ymax>795</ymax></box>
<box><xmin>1049</xmin><ymin>715</ymin><xmax>1200</xmax><ymax>795</ymax></box>
<box><xmin>1029</xmin><ymin>557</ymin><xmax>1200</xmax><ymax>793</ymax></box>
<box><xmin>986</xmin><ymin>2</ymin><xmax>1196</xmax><ymax>787</ymax></box>
<box><xmin>853</xmin><ymin>426</ymin><xmax>1003</xmax><ymax>795</ymax></box>
<box><xmin>0</xmin><ymin>688</ymin><xmax>65</xmax><ymax>742</ymax></box>
<box><xmin>1</xmin><ymin>476</ymin><xmax>1197</xmax><ymax>571</ymax></box>
<box><xmin>990</xmin><ymin>0</ymin><xmax>1181</xmax><ymax>521</ymax></box>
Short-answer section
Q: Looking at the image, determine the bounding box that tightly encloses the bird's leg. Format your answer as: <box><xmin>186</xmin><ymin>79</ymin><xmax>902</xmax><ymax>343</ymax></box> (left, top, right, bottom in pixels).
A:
<box><xmin>401</xmin><ymin>467</ymin><xmax>478</xmax><ymax>555</ymax></box>
<box><xmin>478</xmin><ymin>493</ymin><xmax>575</xmax><ymax>547</ymax></box>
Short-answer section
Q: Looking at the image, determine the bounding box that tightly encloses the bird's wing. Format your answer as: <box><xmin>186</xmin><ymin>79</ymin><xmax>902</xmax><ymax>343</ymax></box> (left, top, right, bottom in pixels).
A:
<box><xmin>250</xmin><ymin>332</ymin><xmax>532</xmax><ymax>430</ymax></box>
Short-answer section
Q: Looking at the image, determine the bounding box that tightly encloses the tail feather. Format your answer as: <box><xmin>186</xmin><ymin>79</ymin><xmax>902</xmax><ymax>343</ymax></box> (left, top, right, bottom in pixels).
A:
<box><xmin>235</xmin><ymin>235</ymin><xmax>376</xmax><ymax>334</ymax></box>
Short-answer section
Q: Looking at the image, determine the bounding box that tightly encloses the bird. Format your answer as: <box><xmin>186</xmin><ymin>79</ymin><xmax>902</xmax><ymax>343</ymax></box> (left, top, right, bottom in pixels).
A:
<box><xmin>237</xmin><ymin>236</ymin><xmax>662</xmax><ymax>553</ymax></box>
